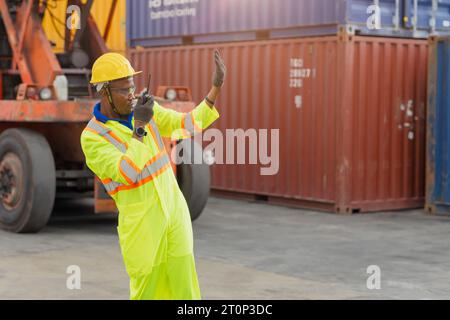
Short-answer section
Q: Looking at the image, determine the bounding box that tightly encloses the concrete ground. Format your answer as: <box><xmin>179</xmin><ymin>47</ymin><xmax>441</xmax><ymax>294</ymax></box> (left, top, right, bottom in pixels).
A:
<box><xmin>1</xmin><ymin>196</ymin><xmax>450</xmax><ymax>300</ymax></box>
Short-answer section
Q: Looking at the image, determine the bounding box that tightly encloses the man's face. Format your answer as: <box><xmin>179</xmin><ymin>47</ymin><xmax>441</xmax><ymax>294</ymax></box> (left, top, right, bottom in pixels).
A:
<box><xmin>105</xmin><ymin>77</ymin><xmax>136</xmax><ymax>115</ymax></box>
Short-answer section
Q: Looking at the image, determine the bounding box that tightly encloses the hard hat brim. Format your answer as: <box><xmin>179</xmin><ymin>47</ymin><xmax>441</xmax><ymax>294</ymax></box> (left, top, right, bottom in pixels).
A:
<box><xmin>90</xmin><ymin>70</ymin><xmax>143</xmax><ymax>84</ymax></box>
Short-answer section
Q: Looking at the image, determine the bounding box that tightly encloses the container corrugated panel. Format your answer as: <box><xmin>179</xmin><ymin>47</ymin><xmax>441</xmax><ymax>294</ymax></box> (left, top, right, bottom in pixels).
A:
<box><xmin>404</xmin><ymin>0</ymin><xmax>450</xmax><ymax>32</ymax></box>
<box><xmin>126</xmin><ymin>0</ymin><xmax>450</xmax><ymax>47</ymax></box>
<box><xmin>42</xmin><ymin>0</ymin><xmax>126</xmax><ymax>54</ymax></box>
<box><xmin>129</xmin><ymin>35</ymin><xmax>428</xmax><ymax>213</ymax></box>
<box><xmin>426</xmin><ymin>36</ymin><xmax>450</xmax><ymax>215</ymax></box>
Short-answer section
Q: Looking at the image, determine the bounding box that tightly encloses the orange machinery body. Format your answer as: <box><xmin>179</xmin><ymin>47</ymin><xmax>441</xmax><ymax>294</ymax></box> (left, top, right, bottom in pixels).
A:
<box><xmin>0</xmin><ymin>0</ymin><xmax>197</xmax><ymax>215</ymax></box>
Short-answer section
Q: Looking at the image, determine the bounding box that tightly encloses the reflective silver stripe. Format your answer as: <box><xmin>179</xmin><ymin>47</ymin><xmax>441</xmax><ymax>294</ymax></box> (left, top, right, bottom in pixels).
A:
<box><xmin>183</xmin><ymin>113</ymin><xmax>201</xmax><ymax>135</ymax></box>
<box><xmin>87</xmin><ymin>118</ymin><xmax>170</xmax><ymax>194</ymax></box>
<box><xmin>103</xmin><ymin>152</ymin><xmax>171</xmax><ymax>194</ymax></box>
<box><xmin>137</xmin><ymin>153</ymin><xmax>171</xmax><ymax>182</ymax></box>
<box><xmin>103</xmin><ymin>180</ymin><xmax>123</xmax><ymax>193</ymax></box>
<box><xmin>103</xmin><ymin>135</ymin><xmax>127</xmax><ymax>153</ymax></box>
<box><xmin>119</xmin><ymin>158</ymin><xmax>139</xmax><ymax>182</ymax></box>
<box><xmin>86</xmin><ymin>118</ymin><xmax>127</xmax><ymax>153</ymax></box>
<box><xmin>149</xmin><ymin>120</ymin><xmax>165</xmax><ymax>150</ymax></box>
<box><xmin>86</xmin><ymin>118</ymin><xmax>110</xmax><ymax>136</ymax></box>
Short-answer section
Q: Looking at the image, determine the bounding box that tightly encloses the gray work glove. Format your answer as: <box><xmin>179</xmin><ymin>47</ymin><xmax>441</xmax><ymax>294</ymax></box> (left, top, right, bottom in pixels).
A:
<box><xmin>134</xmin><ymin>90</ymin><xmax>154</xmax><ymax>123</ymax></box>
<box><xmin>212</xmin><ymin>49</ymin><xmax>226</xmax><ymax>88</ymax></box>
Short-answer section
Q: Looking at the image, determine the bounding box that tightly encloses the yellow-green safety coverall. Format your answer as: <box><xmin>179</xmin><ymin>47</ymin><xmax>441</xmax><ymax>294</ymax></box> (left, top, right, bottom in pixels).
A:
<box><xmin>80</xmin><ymin>100</ymin><xmax>219</xmax><ymax>299</ymax></box>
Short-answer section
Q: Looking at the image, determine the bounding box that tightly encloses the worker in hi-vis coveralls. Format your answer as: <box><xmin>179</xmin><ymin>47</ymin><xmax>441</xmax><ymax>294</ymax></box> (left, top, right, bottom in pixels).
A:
<box><xmin>81</xmin><ymin>50</ymin><xmax>226</xmax><ymax>299</ymax></box>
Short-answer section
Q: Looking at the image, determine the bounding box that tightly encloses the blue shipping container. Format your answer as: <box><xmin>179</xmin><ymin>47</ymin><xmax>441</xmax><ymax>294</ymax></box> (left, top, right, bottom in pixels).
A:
<box><xmin>426</xmin><ymin>36</ymin><xmax>450</xmax><ymax>215</ymax></box>
<box><xmin>127</xmin><ymin>0</ymin><xmax>450</xmax><ymax>47</ymax></box>
<box><xmin>404</xmin><ymin>0</ymin><xmax>450</xmax><ymax>32</ymax></box>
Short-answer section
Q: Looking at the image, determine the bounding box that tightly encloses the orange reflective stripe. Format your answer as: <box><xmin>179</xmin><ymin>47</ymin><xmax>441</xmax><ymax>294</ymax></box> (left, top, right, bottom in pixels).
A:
<box><xmin>102</xmin><ymin>151</ymin><xmax>171</xmax><ymax>195</ymax></box>
<box><xmin>144</xmin><ymin>149</ymin><xmax>165</xmax><ymax>167</ymax></box>
<box><xmin>92</xmin><ymin>118</ymin><xmax>129</xmax><ymax>148</ymax></box>
<box><xmin>87</xmin><ymin>117</ymin><xmax>171</xmax><ymax>195</ymax></box>
<box><xmin>118</xmin><ymin>155</ymin><xmax>142</xmax><ymax>184</ymax></box>
<box><xmin>123</xmin><ymin>155</ymin><xmax>140</xmax><ymax>172</ymax></box>
<box><xmin>183</xmin><ymin>112</ymin><xmax>202</xmax><ymax>136</ymax></box>
<box><xmin>109</xmin><ymin>131</ymin><xmax>129</xmax><ymax>149</ymax></box>
<box><xmin>102</xmin><ymin>179</ymin><xmax>120</xmax><ymax>193</ymax></box>
<box><xmin>178</xmin><ymin>117</ymin><xmax>191</xmax><ymax>139</ymax></box>
<box><xmin>108</xmin><ymin>155</ymin><xmax>171</xmax><ymax>195</ymax></box>
<box><xmin>133</xmin><ymin>162</ymin><xmax>171</xmax><ymax>188</ymax></box>
<box><xmin>147</xmin><ymin>124</ymin><xmax>159</xmax><ymax>149</ymax></box>
<box><xmin>84</xmin><ymin>127</ymin><xmax>115</xmax><ymax>146</ymax></box>
<box><xmin>109</xmin><ymin>163</ymin><xmax>171</xmax><ymax>195</ymax></box>
<box><xmin>86</xmin><ymin>118</ymin><xmax>128</xmax><ymax>152</ymax></box>
<box><xmin>84</xmin><ymin>127</ymin><xmax>98</xmax><ymax>135</ymax></box>
<box><xmin>147</xmin><ymin>120</ymin><xmax>165</xmax><ymax>151</ymax></box>
<box><xmin>119</xmin><ymin>163</ymin><xmax>135</xmax><ymax>185</ymax></box>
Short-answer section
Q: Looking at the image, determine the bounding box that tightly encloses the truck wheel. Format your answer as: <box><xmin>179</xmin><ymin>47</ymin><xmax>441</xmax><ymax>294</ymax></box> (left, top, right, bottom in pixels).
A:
<box><xmin>176</xmin><ymin>139</ymin><xmax>210</xmax><ymax>221</ymax></box>
<box><xmin>0</xmin><ymin>129</ymin><xmax>56</xmax><ymax>233</ymax></box>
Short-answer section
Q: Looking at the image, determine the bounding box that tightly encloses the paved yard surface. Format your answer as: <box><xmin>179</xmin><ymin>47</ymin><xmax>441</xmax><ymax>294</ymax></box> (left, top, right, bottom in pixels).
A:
<box><xmin>1</xmin><ymin>196</ymin><xmax>449</xmax><ymax>299</ymax></box>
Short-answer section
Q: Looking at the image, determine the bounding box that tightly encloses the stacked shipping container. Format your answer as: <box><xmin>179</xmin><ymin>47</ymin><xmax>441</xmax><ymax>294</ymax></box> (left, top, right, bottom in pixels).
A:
<box><xmin>426</xmin><ymin>36</ymin><xmax>450</xmax><ymax>215</ymax></box>
<box><xmin>127</xmin><ymin>0</ymin><xmax>450</xmax><ymax>47</ymax></box>
<box><xmin>129</xmin><ymin>36</ymin><xmax>427</xmax><ymax>213</ymax></box>
<box><xmin>127</xmin><ymin>0</ymin><xmax>435</xmax><ymax>213</ymax></box>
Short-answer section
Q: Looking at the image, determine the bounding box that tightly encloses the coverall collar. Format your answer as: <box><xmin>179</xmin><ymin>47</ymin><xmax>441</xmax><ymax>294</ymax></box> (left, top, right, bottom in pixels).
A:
<box><xmin>93</xmin><ymin>102</ymin><xmax>134</xmax><ymax>131</ymax></box>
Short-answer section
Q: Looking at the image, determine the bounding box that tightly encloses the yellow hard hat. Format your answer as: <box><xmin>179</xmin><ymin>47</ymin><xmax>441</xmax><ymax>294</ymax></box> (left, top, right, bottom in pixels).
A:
<box><xmin>90</xmin><ymin>53</ymin><xmax>142</xmax><ymax>84</ymax></box>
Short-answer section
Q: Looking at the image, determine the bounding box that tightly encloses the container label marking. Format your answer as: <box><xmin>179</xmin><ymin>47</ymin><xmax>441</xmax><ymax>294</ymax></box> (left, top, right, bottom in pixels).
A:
<box><xmin>149</xmin><ymin>0</ymin><xmax>200</xmax><ymax>20</ymax></box>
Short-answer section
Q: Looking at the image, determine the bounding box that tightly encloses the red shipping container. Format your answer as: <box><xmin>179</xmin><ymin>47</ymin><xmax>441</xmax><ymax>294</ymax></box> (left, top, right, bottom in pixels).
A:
<box><xmin>129</xmin><ymin>34</ymin><xmax>428</xmax><ymax>213</ymax></box>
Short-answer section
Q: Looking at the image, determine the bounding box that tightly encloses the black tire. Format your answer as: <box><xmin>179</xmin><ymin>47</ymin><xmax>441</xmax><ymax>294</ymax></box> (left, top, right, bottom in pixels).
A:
<box><xmin>0</xmin><ymin>129</ymin><xmax>56</xmax><ymax>233</ymax></box>
<box><xmin>176</xmin><ymin>139</ymin><xmax>210</xmax><ymax>221</ymax></box>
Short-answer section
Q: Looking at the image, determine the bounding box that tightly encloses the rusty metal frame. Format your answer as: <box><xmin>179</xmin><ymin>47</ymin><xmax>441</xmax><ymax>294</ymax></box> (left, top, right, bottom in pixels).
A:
<box><xmin>103</xmin><ymin>0</ymin><xmax>118</xmax><ymax>42</ymax></box>
<box><xmin>16</xmin><ymin>0</ymin><xmax>33</xmax><ymax>63</ymax></box>
<box><xmin>0</xmin><ymin>0</ymin><xmax>63</xmax><ymax>90</ymax></box>
<box><xmin>0</xmin><ymin>0</ymin><xmax>33</xmax><ymax>84</ymax></box>
<box><xmin>0</xmin><ymin>100</ymin><xmax>95</xmax><ymax>122</ymax></box>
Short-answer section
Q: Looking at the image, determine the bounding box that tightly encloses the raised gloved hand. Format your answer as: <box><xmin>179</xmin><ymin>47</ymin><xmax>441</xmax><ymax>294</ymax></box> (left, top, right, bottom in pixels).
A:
<box><xmin>134</xmin><ymin>90</ymin><xmax>154</xmax><ymax>124</ymax></box>
<box><xmin>212</xmin><ymin>49</ymin><xmax>226</xmax><ymax>88</ymax></box>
